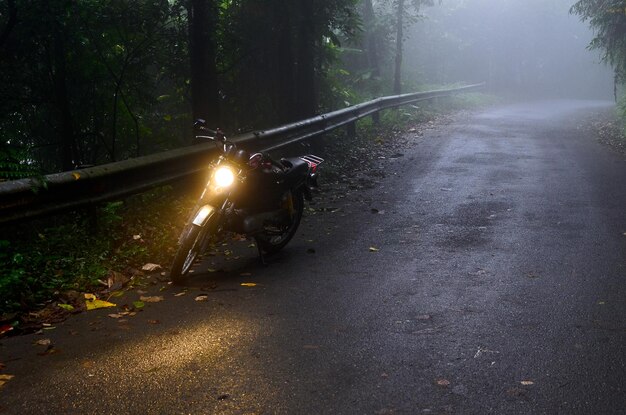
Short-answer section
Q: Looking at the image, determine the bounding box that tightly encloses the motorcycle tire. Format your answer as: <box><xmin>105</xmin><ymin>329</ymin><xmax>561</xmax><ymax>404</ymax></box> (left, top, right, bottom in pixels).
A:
<box><xmin>170</xmin><ymin>211</ymin><xmax>216</xmax><ymax>283</ymax></box>
<box><xmin>256</xmin><ymin>189</ymin><xmax>304</xmax><ymax>255</ymax></box>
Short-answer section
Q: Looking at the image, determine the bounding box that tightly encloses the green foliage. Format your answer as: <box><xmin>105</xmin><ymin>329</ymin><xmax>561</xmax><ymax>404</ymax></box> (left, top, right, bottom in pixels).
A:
<box><xmin>0</xmin><ymin>145</ymin><xmax>39</xmax><ymax>181</ymax></box>
<box><xmin>0</xmin><ymin>0</ymin><xmax>191</xmax><ymax>172</ymax></box>
<box><xmin>571</xmin><ymin>0</ymin><xmax>626</xmax><ymax>79</ymax></box>
<box><xmin>0</xmin><ymin>187</ymin><xmax>191</xmax><ymax>315</ymax></box>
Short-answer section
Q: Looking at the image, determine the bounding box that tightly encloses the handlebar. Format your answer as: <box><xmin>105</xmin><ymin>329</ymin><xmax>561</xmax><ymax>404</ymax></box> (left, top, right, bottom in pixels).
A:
<box><xmin>194</xmin><ymin>119</ymin><xmax>225</xmax><ymax>141</ymax></box>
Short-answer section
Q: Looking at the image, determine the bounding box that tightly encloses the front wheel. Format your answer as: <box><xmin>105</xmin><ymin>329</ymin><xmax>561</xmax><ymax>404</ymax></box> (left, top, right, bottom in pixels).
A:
<box><xmin>170</xmin><ymin>212</ymin><xmax>218</xmax><ymax>284</ymax></box>
<box><xmin>255</xmin><ymin>189</ymin><xmax>304</xmax><ymax>255</ymax></box>
<box><xmin>170</xmin><ymin>223</ymin><xmax>203</xmax><ymax>284</ymax></box>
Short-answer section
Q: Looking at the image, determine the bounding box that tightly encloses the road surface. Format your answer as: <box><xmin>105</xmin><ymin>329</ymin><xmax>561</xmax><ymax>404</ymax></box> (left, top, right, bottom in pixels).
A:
<box><xmin>1</xmin><ymin>100</ymin><xmax>625</xmax><ymax>414</ymax></box>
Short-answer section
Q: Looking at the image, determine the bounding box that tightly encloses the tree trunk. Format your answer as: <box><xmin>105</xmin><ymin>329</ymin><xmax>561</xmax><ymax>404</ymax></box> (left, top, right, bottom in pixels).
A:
<box><xmin>393</xmin><ymin>0</ymin><xmax>404</xmax><ymax>95</ymax></box>
<box><xmin>52</xmin><ymin>24</ymin><xmax>77</xmax><ymax>171</ymax></box>
<box><xmin>274</xmin><ymin>3</ymin><xmax>297</xmax><ymax>123</ymax></box>
<box><xmin>187</xmin><ymin>0</ymin><xmax>219</xmax><ymax>127</ymax></box>
<box><xmin>294</xmin><ymin>0</ymin><xmax>317</xmax><ymax>119</ymax></box>
<box><xmin>363</xmin><ymin>0</ymin><xmax>380</xmax><ymax>79</ymax></box>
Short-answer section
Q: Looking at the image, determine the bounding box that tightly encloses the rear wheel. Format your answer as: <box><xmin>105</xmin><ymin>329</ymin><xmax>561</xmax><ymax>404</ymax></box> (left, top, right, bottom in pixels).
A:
<box><xmin>256</xmin><ymin>189</ymin><xmax>304</xmax><ymax>255</ymax></box>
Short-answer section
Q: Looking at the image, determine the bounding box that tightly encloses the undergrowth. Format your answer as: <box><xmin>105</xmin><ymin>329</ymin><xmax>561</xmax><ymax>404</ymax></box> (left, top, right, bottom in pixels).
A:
<box><xmin>0</xmin><ymin>187</ymin><xmax>195</xmax><ymax>316</ymax></box>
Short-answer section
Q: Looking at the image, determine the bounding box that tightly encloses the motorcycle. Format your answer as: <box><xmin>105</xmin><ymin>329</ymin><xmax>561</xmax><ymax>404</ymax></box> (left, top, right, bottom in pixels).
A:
<box><xmin>169</xmin><ymin>120</ymin><xmax>324</xmax><ymax>283</ymax></box>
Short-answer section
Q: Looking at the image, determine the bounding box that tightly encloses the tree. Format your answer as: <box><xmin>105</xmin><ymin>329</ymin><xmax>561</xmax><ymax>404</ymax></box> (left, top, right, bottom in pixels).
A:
<box><xmin>0</xmin><ymin>0</ymin><xmax>190</xmax><ymax>174</ymax></box>
<box><xmin>187</xmin><ymin>0</ymin><xmax>220</xmax><ymax>126</ymax></box>
<box><xmin>571</xmin><ymin>0</ymin><xmax>626</xmax><ymax>82</ymax></box>
<box><xmin>392</xmin><ymin>0</ymin><xmax>438</xmax><ymax>94</ymax></box>
<box><xmin>218</xmin><ymin>0</ymin><xmax>360</xmax><ymax>126</ymax></box>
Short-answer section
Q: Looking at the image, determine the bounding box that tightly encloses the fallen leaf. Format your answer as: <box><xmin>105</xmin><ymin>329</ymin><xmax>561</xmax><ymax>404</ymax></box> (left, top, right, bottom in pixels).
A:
<box><xmin>207</xmin><ymin>268</ymin><xmax>218</xmax><ymax>273</ymax></box>
<box><xmin>72</xmin><ymin>172</ymin><xmax>80</xmax><ymax>180</ymax></box>
<box><xmin>108</xmin><ymin>314</ymin><xmax>124</xmax><ymax>319</ymax></box>
<box><xmin>139</xmin><ymin>296</ymin><xmax>164</xmax><ymax>303</ymax></box>
<box><xmin>57</xmin><ymin>303</ymin><xmax>74</xmax><ymax>311</ymax></box>
<box><xmin>37</xmin><ymin>345</ymin><xmax>58</xmax><ymax>356</ymax></box>
<box><xmin>241</xmin><ymin>283</ymin><xmax>257</xmax><ymax>287</ymax></box>
<box><xmin>436</xmin><ymin>379</ymin><xmax>450</xmax><ymax>387</ymax></box>
<box><xmin>107</xmin><ymin>270</ymin><xmax>129</xmax><ymax>291</ymax></box>
<box><xmin>34</xmin><ymin>339</ymin><xmax>51</xmax><ymax>346</ymax></box>
<box><xmin>141</xmin><ymin>263</ymin><xmax>162</xmax><ymax>272</ymax></box>
<box><xmin>195</xmin><ymin>295</ymin><xmax>209</xmax><ymax>302</ymax></box>
<box><xmin>369</xmin><ymin>246</ymin><xmax>380</xmax><ymax>252</ymax></box>
<box><xmin>133</xmin><ymin>234</ymin><xmax>142</xmax><ymax>240</ymax></box>
<box><xmin>174</xmin><ymin>292</ymin><xmax>186</xmax><ymax>297</ymax></box>
<box><xmin>85</xmin><ymin>294</ymin><xmax>116</xmax><ymax>310</ymax></box>
<box><xmin>520</xmin><ymin>380</ymin><xmax>534</xmax><ymax>386</ymax></box>
<box><xmin>81</xmin><ymin>361</ymin><xmax>95</xmax><ymax>368</ymax></box>
<box><xmin>0</xmin><ymin>374</ymin><xmax>14</xmax><ymax>388</ymax></box>
<box><xmin>132</xmin><ymin>301</ymin><xmax>145</xmax><ymax>309</ymax></box>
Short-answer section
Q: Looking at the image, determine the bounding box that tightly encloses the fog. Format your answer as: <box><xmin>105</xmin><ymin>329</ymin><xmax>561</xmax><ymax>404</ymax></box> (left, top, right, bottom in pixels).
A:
<box><xmin>403</xmin><ymin>0</ymin><xmax>614</xmax><ymax>99</ymax></box>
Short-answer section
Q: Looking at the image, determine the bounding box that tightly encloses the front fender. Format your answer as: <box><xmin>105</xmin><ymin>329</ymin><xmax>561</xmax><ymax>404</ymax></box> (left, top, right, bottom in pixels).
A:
<box><xmin>192</xmin><ymin>205</ymin><xmax>216</xmax><ymax>226</ymax></box>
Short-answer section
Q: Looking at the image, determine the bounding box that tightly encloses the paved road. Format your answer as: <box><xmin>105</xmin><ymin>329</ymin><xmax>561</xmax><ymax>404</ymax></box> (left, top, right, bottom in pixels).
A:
<box><xmin>1</xmin><ymin>100</ymin><xmax>625</xmax><ymax>414</ymax></box>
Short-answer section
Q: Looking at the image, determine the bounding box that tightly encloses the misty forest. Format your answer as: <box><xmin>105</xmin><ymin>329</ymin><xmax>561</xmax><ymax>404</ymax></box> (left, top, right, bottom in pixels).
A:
<box><xmin>2</xmin><ymin>2</ymin><xmax>626</xmax><ymax>411</ymax></box>
<box><xmin>0</xmin><ymin>0</ymin><xmax>624</xmax><ymax>322</ymax></box>
<box><xmin>0</xmin><ymin>0</ymin><xmax>619</xmax><ymax>177</ymax></box>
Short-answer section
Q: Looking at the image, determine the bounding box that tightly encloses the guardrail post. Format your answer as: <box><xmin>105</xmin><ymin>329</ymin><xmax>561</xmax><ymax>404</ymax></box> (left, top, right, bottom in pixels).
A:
<box><xmin>347</xmin><ymin>121</ymin><xmax>356</xmax><ymax>138</ymax></box>
<box><xmin>372</xmin><ymin>112</ymin><xmax>380</xmax><ymax>125</ymax></box>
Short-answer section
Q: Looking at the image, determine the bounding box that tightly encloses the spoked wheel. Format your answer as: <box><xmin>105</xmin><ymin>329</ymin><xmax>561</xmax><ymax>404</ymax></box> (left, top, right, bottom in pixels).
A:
<box><xmin>170</xmin><ymin>213</ymin><xmax>218</xmax><ymax>284</ymax></box>
<box><xmin>255</xmin><ymin>189</ymin><xmax>304</xmax><ymax>255</ymax></box>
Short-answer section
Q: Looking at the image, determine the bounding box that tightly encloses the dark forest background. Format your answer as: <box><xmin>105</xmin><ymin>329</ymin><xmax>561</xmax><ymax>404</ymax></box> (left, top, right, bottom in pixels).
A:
<box><xmin>0</xmin><ymin>0</ymin><xmax>617</xmax><ymax>177</ymax></box>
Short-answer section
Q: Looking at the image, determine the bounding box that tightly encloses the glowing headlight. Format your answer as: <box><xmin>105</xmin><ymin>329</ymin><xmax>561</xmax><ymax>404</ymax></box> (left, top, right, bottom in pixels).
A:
<box><xmin>214</xmin><ymin>166</ymin><xmax>235</xmax><ymax>187</ymax></box>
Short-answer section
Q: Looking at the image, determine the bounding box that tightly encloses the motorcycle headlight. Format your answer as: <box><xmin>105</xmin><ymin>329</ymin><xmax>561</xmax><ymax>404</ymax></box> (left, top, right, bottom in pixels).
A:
<box><xmin>214</xmin><ymin>166</ymin><xmax>235</xmax><ymax>188</ymax></box>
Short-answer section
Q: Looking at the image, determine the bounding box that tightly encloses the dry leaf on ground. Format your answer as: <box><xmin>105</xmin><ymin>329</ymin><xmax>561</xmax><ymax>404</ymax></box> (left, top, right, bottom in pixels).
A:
<box><xmin>139</xmin><ymin>296</ymin><xmax>164</xmax><ymax>303</ymax></box>
<box><xmin>0</xmin><ymin>374</ymin><xmax>14</xmax><ymax>388</ymax></box>
<box><xmin>141</xmin><ymin>263</ymin><xmax>162</xmax><ymax>272</ymax></box>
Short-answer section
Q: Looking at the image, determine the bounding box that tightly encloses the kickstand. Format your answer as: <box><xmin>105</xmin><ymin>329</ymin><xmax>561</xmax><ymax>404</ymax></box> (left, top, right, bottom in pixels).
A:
<box><xmin>256</xmin><ymin>241</ymin><xmax>268</xmax><ymax>266</ymax></box>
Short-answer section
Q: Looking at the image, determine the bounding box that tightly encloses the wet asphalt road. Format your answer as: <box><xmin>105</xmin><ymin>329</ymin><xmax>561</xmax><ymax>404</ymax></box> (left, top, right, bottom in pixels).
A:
<box><xmin>1</xmin><ymin>100</ymin><xmax>625</xmax><ymax>414</ymax></box>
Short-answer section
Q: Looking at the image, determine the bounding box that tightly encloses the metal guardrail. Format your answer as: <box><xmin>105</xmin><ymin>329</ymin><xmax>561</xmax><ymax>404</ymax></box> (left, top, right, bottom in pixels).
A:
<box><xmin>0</xmin><ymin>83</ymin><xmax>484</xmax><ymax>224</ymax></box>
